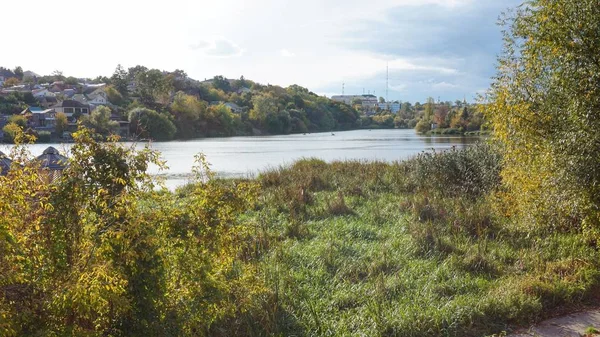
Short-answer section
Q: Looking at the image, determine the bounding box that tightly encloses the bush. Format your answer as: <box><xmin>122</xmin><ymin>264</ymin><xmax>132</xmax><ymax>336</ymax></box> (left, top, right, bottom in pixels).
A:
<box><xmin>36</xmin><ymin>131</ymin><xmax>52</xmax><ymax>143</ymax></box>
<box><xmin>400</xmin><ymin>142</ymin><xmax>502</xmax><ymax>198</ymax></box>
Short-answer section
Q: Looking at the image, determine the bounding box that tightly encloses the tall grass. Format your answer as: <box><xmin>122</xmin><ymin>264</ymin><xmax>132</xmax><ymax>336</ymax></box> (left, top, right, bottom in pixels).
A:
<box><xmin>238</xmin><ymin>142</ymin><xmax>599</xmax><ymax>336</ymax></box>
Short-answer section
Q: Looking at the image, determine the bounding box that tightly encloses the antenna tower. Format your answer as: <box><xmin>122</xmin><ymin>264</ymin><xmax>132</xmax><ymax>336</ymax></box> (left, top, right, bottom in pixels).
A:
<box><xmin>386</xmin><ymin>63</ymin><xmax>389</xmax><ymax>103</ymax></box>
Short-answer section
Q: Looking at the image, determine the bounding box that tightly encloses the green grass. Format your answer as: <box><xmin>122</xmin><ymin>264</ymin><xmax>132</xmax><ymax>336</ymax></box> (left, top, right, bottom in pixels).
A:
<box><xmin>181</xmin><ymin>143</ymin><xmax>600</xmax><ymax>336</ymax></box>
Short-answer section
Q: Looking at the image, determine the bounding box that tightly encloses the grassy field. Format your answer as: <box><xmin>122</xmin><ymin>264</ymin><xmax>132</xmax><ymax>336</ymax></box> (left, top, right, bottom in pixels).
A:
<box><xmin>201</xmin><ymin>143</ymin><xmax>600</xmax><ymax>336</ymax></box>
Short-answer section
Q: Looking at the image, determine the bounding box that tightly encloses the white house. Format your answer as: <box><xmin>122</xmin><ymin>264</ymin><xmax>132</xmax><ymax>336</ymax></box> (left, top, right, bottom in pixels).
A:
<box><xmin>377</xmin><ymin>102</ymin><xmax>401</xmax><ymax>113</ymax></box>
<box><xmin>51</xmin><ymin>100</ymin><xmax>90</xmax><ymax>120</ymax></box>
<box><xmin>32</xmin><ymin>88</ymin><xmax>56</xmax><ymax>99</ymax></box>
<box><xmin>87</xmin><ymin>89</ymin><xmax>109</xmax><ymax>106</ymax></box>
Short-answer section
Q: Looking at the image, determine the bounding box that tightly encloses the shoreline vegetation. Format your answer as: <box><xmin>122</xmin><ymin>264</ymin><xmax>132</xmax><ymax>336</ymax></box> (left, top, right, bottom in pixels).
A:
<box><xmin>2</xmin><ymin>69</ymin><xmax>484</xmax><ymax>144</ymax></box>
<box><xmin>1</xmin><ymin>131</ymin><xmax>598</xmax><ymax>336</ymax></box>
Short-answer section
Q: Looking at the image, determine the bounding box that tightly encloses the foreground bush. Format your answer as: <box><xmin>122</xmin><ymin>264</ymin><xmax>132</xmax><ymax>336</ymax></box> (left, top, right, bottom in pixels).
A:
<box><xmin>0</xmin><ymin>129</ymin><xmax>264</xmax><ymax>336</ymax></box>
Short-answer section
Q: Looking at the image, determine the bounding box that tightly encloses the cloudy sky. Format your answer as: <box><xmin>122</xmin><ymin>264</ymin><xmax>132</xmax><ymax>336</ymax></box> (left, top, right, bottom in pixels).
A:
<box><xmin>2</xmin><ymin>0</ymin><xmax>521</xmax><ymax>102</ymax></box>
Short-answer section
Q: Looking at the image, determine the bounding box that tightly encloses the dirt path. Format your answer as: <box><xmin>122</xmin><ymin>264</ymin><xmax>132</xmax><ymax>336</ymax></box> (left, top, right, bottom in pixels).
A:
<box><xmin>509</xmin><ymin>310</ymin><xmax>600</xmax><ymax>337</ymax></box>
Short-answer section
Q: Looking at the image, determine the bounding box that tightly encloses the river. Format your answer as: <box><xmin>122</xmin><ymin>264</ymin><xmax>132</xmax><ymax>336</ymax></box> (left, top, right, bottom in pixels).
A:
<box><xmin>1</xmin><ymin>129</ymin><xmax>480</xmax><ymax>189</ymax></box>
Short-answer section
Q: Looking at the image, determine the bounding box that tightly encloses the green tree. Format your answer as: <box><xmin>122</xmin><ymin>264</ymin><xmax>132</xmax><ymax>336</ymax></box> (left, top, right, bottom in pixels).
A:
<box><xmin>8</xmin><ymin>115</ymin><xmax>27</xmax><ymax>129</ymax></box>
<box><xmin>484</xmin><ymin>0</ymin><xmax>600</xmax><ymax>231</ymax></box>
<box><xmin>212</xmin><ymin>75</ymin><xmax>231</xmax><ymax>92</ymax></box>
<box><xmin>83</xmin><ymin>106</ymin><xmax>119</xmax><ymax>137</ymax></box>
<box><xmin>128</xmin><ymin>107</ymin><xmax>176</xmax><ymax>141</ymax></box>
<box><xmin>105</xmin><ymin>85</ymin><xmax>125</xmax><ymax>106</ymax></box>
<box><xmin>135</xmin><ymin>69</ymin><xmax>172</xmax><ymax>106</ymax></box>
<box><xmin>13</xmin><ymin>66</ymin><xmax>23</xmax><ymax>80</ymax></box>
<box><xmin>169</xmin><ymin>92</ymin><xmax>205</xmax><ymax>138</ymax></box>
<box><xmin>249</xmin><ymin>93</ymin><xmax>278</xmax><ymax>123</ymax></box>
<box><xmin>111</xmin><ymin>64</ymin><xmax>129</xmax><ymax>96</ymax></box>
<box><xmin>2</xmin><ymin>123</ymin><xmax>21</xmax><ymax>143</ymax></box>
<box><xmin>55</xmin><ymin>112</ymin><xmax>68</xmax><ymax>136</ymax></box>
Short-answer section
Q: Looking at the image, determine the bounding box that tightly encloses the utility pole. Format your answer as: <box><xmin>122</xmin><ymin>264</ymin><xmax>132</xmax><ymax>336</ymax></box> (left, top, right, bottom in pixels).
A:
<box><xmin>342</xmin><ymin>83</ymin><xmax>345</xmax><ymax>95</ymax></box>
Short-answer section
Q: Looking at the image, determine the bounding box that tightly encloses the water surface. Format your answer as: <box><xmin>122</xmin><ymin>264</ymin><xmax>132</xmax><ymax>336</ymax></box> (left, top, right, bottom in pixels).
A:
<box><xmin>2</xmin><ymin>129</ymin><xmax>480</xmax><ymax>189</ymax></box>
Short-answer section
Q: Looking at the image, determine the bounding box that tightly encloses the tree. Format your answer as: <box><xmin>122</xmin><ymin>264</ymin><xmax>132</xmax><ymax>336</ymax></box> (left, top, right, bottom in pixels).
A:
<box><xmin>433</xmin><ymin>105</ymin><xmax>449</xmax><ymax>128</ymax></box>
<box><xmin>212</xmin><ymin>75</ymin><xmax>231</xmax><ymax>92</ymax></box>
<box><xmin>8</xmin><ymin>115</ymin><xmax>27</xmax><ymax>129</ymax></box>
<box><xmin>128</xmin><ymin>107</ymin><xmax>176</xmax><ymax>141</ymax></box>
<box><xmin>55</xmin><ymin>112</ymin><xmax>68</xmax><ymax>136</ymax></box>
<box><xmin>2</xmin><ymin>123</ymin><xmax>21</xmax><ymax>143</ymax></box>
<box><xmin>105</xmin><ymin>85</ymin><xmax>125</xmax><ymax>106</ymax></box>
<box><xmin>51</xmin><ymin>70</ymin><xmax>65</xmax><ymax>81</ymax></box>
<box><xmin>169</xmin><ymin>92</ymin><xmax>205</xmax><ymax>138</ymax></box>
<box><xmin>135</xmin><ymin>69</ymin><xmax>173</xmax><ymax>106</ymax></box>
<box><xmin>111</xmin><ymin>64</ymin><xmax>129</xmax><ymax>95</ymax></box>
<box><xmin>379</xmin><ymin>96</ymin><xmax>385</xmax><ymax>103</ymax></box>
<box><xmin>415</xmin><ymin>97</ymin><xmax>435</xmax><ymax>133</ymax></box>
<box><xmin>249</xmin><ymin>93</ymin><xmax>278</xmax><ymax>123</ymax></box>
<box><xmin>83</xmin><ymin>106</ymin><xmax>119</xmax><ymax>136</ymax></box>
<box><xmin>484</xmin><ymin>0</ymin><xmax>600</xmax><ymax>231</ymax></box>
<box><xmin>3</xmin><ymin>77</ymin><xmax>20</xmax><ymax>88</ymax></box>
<box><xmin>13</xmin><ymin>66</ymin><xmax>23</xmax><ymax>80</ymax></box>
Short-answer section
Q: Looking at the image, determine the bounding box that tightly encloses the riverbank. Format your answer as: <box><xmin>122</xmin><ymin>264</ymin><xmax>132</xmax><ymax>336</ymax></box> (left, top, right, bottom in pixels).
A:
<box><xmin>1</xmin><ymin>129</ymin><xmax>480</xmax><ymax>190</ymax></box>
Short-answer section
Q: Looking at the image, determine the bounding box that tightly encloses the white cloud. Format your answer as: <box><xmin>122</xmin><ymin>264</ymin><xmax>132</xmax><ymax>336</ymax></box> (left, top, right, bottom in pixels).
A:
<box><xmin>280</xmin><ymin>49</ymin><xmax>295</xmax><ymax>57</ymax></box>
<box><xmin>432</xmin><ymin>81</ymin><xmax>459</xmax><ymax>89</ymax></box>
<box><xmin>190</xmin><ymin>38</ymin><xmax>244</xmax><ymax>58</ymax></box>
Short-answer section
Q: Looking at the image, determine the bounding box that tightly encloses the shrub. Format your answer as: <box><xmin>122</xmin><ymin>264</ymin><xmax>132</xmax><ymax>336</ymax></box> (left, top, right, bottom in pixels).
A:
<box><xmin>36</xmin><ymin>131</ymin><xmax>52</xmax><ymax>143</ymax></box>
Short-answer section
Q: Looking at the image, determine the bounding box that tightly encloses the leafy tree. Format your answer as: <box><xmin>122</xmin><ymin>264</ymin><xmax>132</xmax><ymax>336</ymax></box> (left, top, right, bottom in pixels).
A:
<box><xmin>51</xmin><ymin>70</ymin><xmax>65</xmax><ymax>81</ymax></box>
<box><xmin>3</xmin><ymin>77</ymin><xmax>19</xmax><ymax>88</ymax></box>
<box><xmin>212</xmin><ymin>75</ymin><xmax>231</xmax><ymax>92</ymax></box>
<box><xmin>55</xmin><ymin>112</ymin><xmax>68</xmax><ymax>136</ymax></box>
<box><xmin>105</xmin><ymin>85</ymin><xmax>125</xmax><ymax>106</ymax></box>
<box><xmin>82</xmin><ymin>106</ymin><xmax>119</xmax><ymax>137</ymax></box>
<box><xmin>2</xmin><ymin>122</ymin><xmax>21</xmax><ymax>143</ymax></box>
<box><xmin>128</xmin><ymin>107</ymin><xmax>176</xmax><ymax>141</ymax></box>
<box><xmin>169</xmin><ymin>92</ymin><xmax>205</xmax><ymax>138</ymax></box>
<box><xmin>250</xmin><ymin>93</ymin><xmax>278</xmax><ymax>123</ymax></box>
<box><xmin>8</xmin><ymin>115</ymin><xmax>27</xmax><ymax>129</ymax></box>
<box><xmin>111</xmin><ymin>64</ymin><xmax>129</xmax><ymax>95</ymax></box>
<box><xmin>433</xmin><ymin>105</ymin><xmax>449</xmax><ymax>128</ymax></box>
<box><xmin>135</xmin><ymin>69</ymin><xmax>172</xmax><ymax>105</ymax></box>
<box><xmin>484</xmin><ymin>0</ymin><xmax>600</xmax><ymax>231</ymax></box>
<box><xmin>64</xmin><ymin>76</ymin><xmax>79</xmax><ymax>85</ymax></box>
<box><xmin>13</xmin><ymin>66</ymin><xmax>23</xmax><ymax>80</ymax></box>
<box><xmin>379</xmin><ymin>96</ymin><xmax>385</xmax><ymax>103</ymax></box>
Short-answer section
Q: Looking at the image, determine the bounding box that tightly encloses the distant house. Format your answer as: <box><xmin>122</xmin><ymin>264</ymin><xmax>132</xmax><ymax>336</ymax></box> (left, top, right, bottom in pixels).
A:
<box><xmin>237</xmin><ymin>87</ymin><xmax>251</xmax><ymax>94</ymax></box>
<box><xmin>377</xmin><ymin>102</ymin><xmax>401</xmax><ymax>113</ymax></box>
<box><xmin>49</xmin><ymin>81</ymin><xmax>66</xmax><ymax>93</ymax></box>
<box><xmin>63</xmin><ymin>88</ymin><xmax>76</xmax><ymax>98</ymax></box>
<box><xmin>223</xmin><ymin>102</ymin><xmax>243</xmax><ymax>114</ymax></box>
<box><xmin>38</xmin><ymin>96</ymin><xmax>58</xmax><ymax>109</ymax></box>
<box><xmin>32</xmin><ymin>88</ymin><xmax>56</xmax><ymax>99</ymax></box>
<box><xmin>110</xmin><ymin>113</ymin><xmax>130</xmax><ymax>138</ymax></box>
<box><xmin>30</xmin><ymin>110</ymin><xmax>57</xmax><ymax>132</ymax></box>
<box><xmin>87</xmin><ymin>88</ymin><xmax>109</xmax><ymax>106</ymax></box>
<box><xmin>51</xmin><ymin>100</ymin><xmax>90</xmax><ymax>120</ymax></box>
<box><xmin>82</xmin><ymin>83</ymin><xmax>106</xmax><ymax>95</ymax></box>
<box><xmin>72</xmin><ymin>94</ymin><xmax>89</xmax><ymax>105</ymax></box>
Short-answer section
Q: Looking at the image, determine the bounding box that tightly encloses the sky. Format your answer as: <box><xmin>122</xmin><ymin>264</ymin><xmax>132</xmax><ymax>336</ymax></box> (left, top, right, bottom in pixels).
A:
<box><xmin>2</xmin><ymin>0</ymin><xmax>521</xmax><ymax>103</ymax></box>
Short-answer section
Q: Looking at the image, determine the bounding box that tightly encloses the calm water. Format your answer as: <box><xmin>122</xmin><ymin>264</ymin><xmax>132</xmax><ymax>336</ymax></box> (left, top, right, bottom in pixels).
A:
<box><xmin>2</xmin><ymin>129</ymin><xmax>480</xmax><ymax>189</ymax></box>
